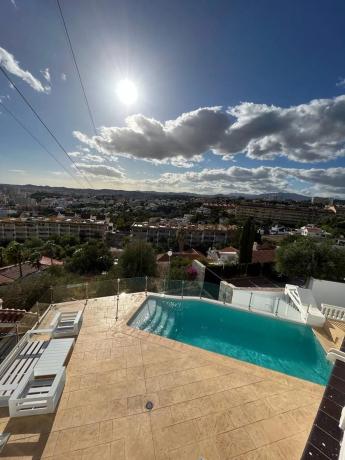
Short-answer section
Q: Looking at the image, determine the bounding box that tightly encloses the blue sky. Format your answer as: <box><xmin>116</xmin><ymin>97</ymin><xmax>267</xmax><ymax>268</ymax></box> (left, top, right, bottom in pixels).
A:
<box><xmin>1</xmin><ymin>0</ymin><xmax>345</xmax><ymax>196</ymax></box>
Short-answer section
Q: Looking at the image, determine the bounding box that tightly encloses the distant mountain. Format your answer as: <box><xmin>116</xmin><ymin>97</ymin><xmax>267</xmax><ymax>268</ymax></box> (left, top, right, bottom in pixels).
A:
<box><xmin>0</xmin><ymin>183</ymin><xmax>310</xmax><ymax>201</ymax></box>
<box><xmin>221</xmin><ymin>191</ymin><xmax>310</xmax><ymax>201</ymax></box>
<box><xmin>256</xmin><ymin>192</ymin><xmax>310</xmax><ymax>201</ymax></box>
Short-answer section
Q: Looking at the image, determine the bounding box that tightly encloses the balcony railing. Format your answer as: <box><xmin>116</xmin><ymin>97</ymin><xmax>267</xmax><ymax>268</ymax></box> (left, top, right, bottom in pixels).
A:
<box><xmin>321</xmin><ymin>303</ymin><xmax>345</xmax><ymax>322</ymax></box>
<box><xmin>34</xmin><ymin>276</ymin><xmax>303</xmax><ymax>324</ymax></box>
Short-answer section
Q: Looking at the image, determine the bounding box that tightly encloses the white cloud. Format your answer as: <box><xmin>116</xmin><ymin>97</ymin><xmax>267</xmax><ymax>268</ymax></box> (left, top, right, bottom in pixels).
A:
<box><xmin>75</xmin><ymin>94</ymin><xmax>345</xmax><ymax>164</ymax></box>
<box><xmin>68</xmin><ymin>150</ymin><xmax>105</xmax><ymax>163</ymax></box>
<box><xmin>0</xmin><ymin>47</ymin><xmax>50</xmax><ymax>93</ymax></box>
<box><xmin>285</xmin><ymin>167</ymin><xmax>345</xmax><ymax>194</ymax></box>
<box><xmin>8</xmin><ymin>169</ymin><xmax>26</xmax><ymax>174</ymax></box>
<box><xmin>61</xmin><ymin>73</ymin><xmax>67</xmax><ymax>81</ymax></box>
<box><xmin>40</xmin><ymin>67</ymin><xmax>51</xmax><ymax>83</ymax></box>
<box><xmin>75</xmin><ymin>163</ymin><xmax>125</xmax><ymax>180</ymax></box>
<box><xmin>73</xmin><ymin>107</ymin><xmax>228</xmax><ymax>166</ymax></box>
<box><xmin>68</xmin><ymin>151</ymin><xmax>81</xmax><ymax>158</ymax></box>
<box><xmin>10</xmin><ymin>0</ymin><xmax>17</xmax><ymax>9</ymax></box>
<box><xmin>141</xmin><ymin>166</ymin><xmax>345</xmax><ymax>197</ymax></box>
<box><xmin>50</xmin><ymin>171</ymin><xmax>67</xmax><ymax>176</ymax></box>
<box><xmin>336</xmin><ymin>77</ymin><xmax>345</xmax><ymax>88</ymax></box>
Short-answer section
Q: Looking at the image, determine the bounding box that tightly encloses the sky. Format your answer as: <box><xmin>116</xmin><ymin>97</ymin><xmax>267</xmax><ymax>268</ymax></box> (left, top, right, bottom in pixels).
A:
<box><xmin>1</xmin><ymin>0</ymin><xmax>345</xmax><ymax>197</ymax></box>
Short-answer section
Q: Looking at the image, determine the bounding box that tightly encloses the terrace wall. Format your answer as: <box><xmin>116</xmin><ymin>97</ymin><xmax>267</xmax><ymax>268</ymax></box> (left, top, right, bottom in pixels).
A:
<box><xmin>307</xmin><ymin>278</ymin><xmax>345</xmax><ymax>309</ymax></box>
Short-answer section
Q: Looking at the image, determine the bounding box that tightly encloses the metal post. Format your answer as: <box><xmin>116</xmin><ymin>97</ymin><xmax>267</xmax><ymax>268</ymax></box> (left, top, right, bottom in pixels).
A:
<box><xmin>145</xmin><ymin>276</ymin><xmax>148</xmax><ymax>297</ymax></box>
<box><xmin>275</xmin><ymin>299</ymin><xmax>280</xmax><ymax>316</ymax></box>
<box><xmin>115</xmin><ymin>296</ymin><xmax>119</xmax><ymax>321</ymax></box>
<box><xmin>36</xmin><ymin>301</ymin><xmax>40</xmax><ymax>323</ymax></box>
<box><xmin>15</xmin><ymin>323</ymin><xmax>19</xmax><ymax>344</ymax></box>
<box><xmin>50</xmin><ymin>286</ymin><xmax>53</xmax><ymax>304</ymax></box>
<box><xmin>85</xmin><ymin>282</ymin><xmax>89</xmax><ymax>301</ymax></box>
<box><xmin>181</xmin><ymin>280</ymin><xmax>184</xmax><ymax>299</ymax></box>
<box><xmin>223</xmin><ymin>292</ymin><xmax>226</xmax><ymax>305</ymax></box>
<box><xmin>199</xmin><ymin>283</ymin><xmax>203</xmax><ymax>299</ymax></box>
<box><xmin>115</xmin><ymin>278</ymin><xmax>120</xmax><ymax>321</ymax></box>
<box><xmin>248</xmin><ymin>293</ymin><xmax>253</xmax><ymax>311</ymax></box>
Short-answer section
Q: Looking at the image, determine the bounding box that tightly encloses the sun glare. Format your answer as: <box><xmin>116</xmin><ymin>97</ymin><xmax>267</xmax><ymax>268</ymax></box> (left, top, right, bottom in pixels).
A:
<box><xmin>116</xmin><ymin>79</ymin><xmax>138</xmax><ymax>105</ymax></box>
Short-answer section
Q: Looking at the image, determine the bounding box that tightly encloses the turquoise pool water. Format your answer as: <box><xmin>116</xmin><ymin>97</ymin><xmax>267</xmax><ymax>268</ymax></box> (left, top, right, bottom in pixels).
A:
<box><xmin>129</xmin><ymin>296</ymin><xmax>332</xmax><ymax>385</ymax></box>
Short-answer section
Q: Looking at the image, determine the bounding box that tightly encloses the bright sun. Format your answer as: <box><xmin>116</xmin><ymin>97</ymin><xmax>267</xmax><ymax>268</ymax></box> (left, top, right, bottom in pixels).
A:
<box><xmin>116</xmin><ymin>79</ymin><xmax>138</xmax><ymax>105</ymax></box>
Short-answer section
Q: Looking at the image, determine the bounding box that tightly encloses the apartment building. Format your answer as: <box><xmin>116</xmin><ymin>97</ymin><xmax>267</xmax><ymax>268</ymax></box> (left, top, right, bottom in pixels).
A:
<box><xmin>0</xmin><ymin>217</ymin><xmax>111</xmax><ymax>242</ymax></box>
<box><xmin>131</xmin><ymin>222</ymin><xmax>236</xmax><ymax>247</ymax></box>
<box><xmin>234</xmin><ymin>203</ymin><xmax>335</xmax><ymax>225</ymax></box>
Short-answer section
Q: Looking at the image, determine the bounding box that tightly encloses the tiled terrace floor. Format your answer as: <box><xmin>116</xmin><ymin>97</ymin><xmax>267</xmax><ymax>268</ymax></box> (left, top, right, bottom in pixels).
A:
<box><xmin>0</xmin><ymin>293</ymin><xmax>326</xmax><ymax>459</ymax></box>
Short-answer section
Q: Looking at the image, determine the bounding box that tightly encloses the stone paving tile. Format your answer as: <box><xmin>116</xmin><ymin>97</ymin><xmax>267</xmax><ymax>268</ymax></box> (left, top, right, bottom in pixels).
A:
<box><xmin>0</xmin><ymin>293</ymin><xmax>325</xmax><ymax>460</ymax></box>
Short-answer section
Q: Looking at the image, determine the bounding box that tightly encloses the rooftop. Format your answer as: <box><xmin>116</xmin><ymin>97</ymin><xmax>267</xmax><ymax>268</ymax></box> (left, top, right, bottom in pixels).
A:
<box><xmin>0</xmin><ymin>308</ymin><xmax>26</xmax><ymax>325</ymax></box>
<box><xmin>157</xmin><ymin>249</ymin><xmax>204</xmax><ymax>262</ymax></box>
<box><xmin>0</xmin><ymin>216</ymin><xmax>108</xmax><ymax>224</ymax></box>
<box><xmin>132</xmin><ymin>222</ymin><xmax>237</xmax><ymax>231</ymax></box>
<box><xmin>0</xmin><ymin>293</ymin><xmax>324</xmax><ymax>459</ymax></box>
<box><xmin>0</xmin><ymin>263</ymin><xmax>44</xmax><ymax>285</ymax></box>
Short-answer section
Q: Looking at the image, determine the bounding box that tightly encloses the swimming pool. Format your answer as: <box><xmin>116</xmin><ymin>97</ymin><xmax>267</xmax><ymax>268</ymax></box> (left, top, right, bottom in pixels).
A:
<box><xmin>129</xmin><ymin>296</ymin><xmax>332</xmax><ymax>385</ymax></box>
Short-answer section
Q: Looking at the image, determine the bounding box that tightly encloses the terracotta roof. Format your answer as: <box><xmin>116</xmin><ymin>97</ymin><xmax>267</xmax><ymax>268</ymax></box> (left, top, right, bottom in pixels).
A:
<box><xmin>157</xmin><ymin>249</ymin><xmax>204</xmax><ymax>262</ymax></box>
<box><xmin>305</xmin><ymin>227</ymin><xmax>322</xmax><ymax>233</ymax></box>
<box><xmin>0</xmin><ymin>309</ymin><xmax>26</xmax><ymax>324</ymax></box>
<box><xmin>252</xmin><ymin>249</ymin><xmax>276</xmax><ymax>264</ymax></box>
<box><xmin>0</xmin><ymin>275</ymin><xmax>13</xmax><ymax>285</ymax></box>
<box><xmin>0</xmin><ymin>262</ymin><xmax>48</xmax><ymax>285</ymax></box>
<box><xmin>219</xmin><ymin>246</ymin><xmax>239</xmax><ymax>253</ymax></box>
<box><xmin>0</xmin><ymin>263</ymin><xmax>38</xmax><ymax>281</ymax></box>
<box><xmin>39</xmin><ymin>256</ymin><xmax>63</xmax><ymax>266</ymax></box>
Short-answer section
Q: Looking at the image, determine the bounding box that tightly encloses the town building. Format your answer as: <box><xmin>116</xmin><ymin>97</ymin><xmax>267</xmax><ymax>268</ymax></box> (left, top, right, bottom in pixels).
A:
<box><xmin>0</xmin><ymin>217</ymin><xmax>112</xmax><ymax>242</ymax></box>
<box><xmin>234</xmin><ymin>202</ymin><xmax>336</xmax><ymax>225</ymax></box>
<box><xmin>300</xmin><ymin>225</ymin><xmax>324</xmax><ymax>237</ymax></box>
<box><xmin>131</xmin><ymin>222</ymin><xmax>236</xmax><ymax>248</ymax></box>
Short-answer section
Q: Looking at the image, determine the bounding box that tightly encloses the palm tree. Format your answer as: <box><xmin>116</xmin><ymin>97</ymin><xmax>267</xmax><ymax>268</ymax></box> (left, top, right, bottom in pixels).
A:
<box><xmin>5</xmin><ymin>241</ymin><xmax>25</xmax><ymax>277</ymax></box>
<box><xmin>176</xmin><ymin>227</ymin><xmax>186</xmax><ymax>253</ymax></box>
<box><xmin>29</xmin><ymin>250</ymin><xmax>41</xmax><ymax>271</ymax></box>
<box><xmin>42</xmin><ymin>240</ymin><xmax>57</xmax><ymax>265</ymax></box>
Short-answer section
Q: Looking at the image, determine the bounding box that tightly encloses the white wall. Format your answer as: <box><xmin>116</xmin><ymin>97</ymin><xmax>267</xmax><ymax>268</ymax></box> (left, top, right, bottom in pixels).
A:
<box><xmin>307</xmin><ymin>278</ymin><xmax>345</xmax><ymax>308</ymax></box>
<box><xmin>218</xmin><ymin>282</ymin><xmax>304</xmax><ymax>323</ymax></box>
<box><xmin>192</xmin><ymin>260</ymin><xmax>206</xmax><ymax>286</ymax></box>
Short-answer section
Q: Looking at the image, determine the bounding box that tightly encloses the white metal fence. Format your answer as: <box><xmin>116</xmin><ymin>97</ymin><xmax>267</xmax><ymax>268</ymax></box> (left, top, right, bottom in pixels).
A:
<box><xmin>321</xmin><ymin>303</ymin><xmax>345</xmax><ymax>322</ymax></box>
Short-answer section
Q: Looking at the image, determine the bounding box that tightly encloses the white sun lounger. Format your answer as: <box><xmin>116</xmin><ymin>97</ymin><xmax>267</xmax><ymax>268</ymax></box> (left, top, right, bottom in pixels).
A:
<box><xmin>33</xmin><ymin>338</ymin><xmax>74</xmax><ymax>377</ymax></box>
<box><xmin>0</xmin><ymin>339</ymin><xmax>48</xmax><ymax>407</ymax></box>
<box><xmin>8</xmin><ymin>338</ymin><xmax>74</xmax><ymax>417</ymax></box>
<box><xmin>9</xmin><ymin>367</ymin><xmax>66</xmax><ymax>417</ymax></box>
<box><xmin>50</xmin><ymin>311</ymin><xmax>83</xmax><ymax>338</ymax></box>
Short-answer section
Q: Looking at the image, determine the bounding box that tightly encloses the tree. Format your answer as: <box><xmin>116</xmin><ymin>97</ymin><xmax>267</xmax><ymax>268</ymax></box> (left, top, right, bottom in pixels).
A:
<box><xmin>0</xmin><ymin>246</ymin><xmax>5</xmax><ymax>267</ymax></box>
<box><xmin>29</xmin><ymin>250</ymin><xmax>41</xmax><ymax>271</ymax></box>
<box><xmin>24</xmin><ymin>238</ymin><xmax>43</xmax><ymax>249</ymax></box>
<box><xmin>119</xmin><ymin>240</ymin><xmax>156</xmax><ymax>278</ymax></box>
<box><xmin>239</xmin><ymin>218</ymin><xmax>255</xmax><ymax>265</ymax></box>
<box><xmin>276</xmin><ymin>238</ymin><xmax>345</xmax><ymax>281</ymax></box>
<box><xmin>66</xmin><ymin>241</ymin><xmax>113</xmax><ymax>275</ymax></box>
<box><xmin>169</xmin><ymin>257</ymin><xmax>198</xmax><ymax>280</ymax></box>
<box><xmin>176</xmin><ymin>227</ymin><xmax>186</xmax><ymax>252</ymax></box>
<box><xmin>5</xmin><ymin>241</ymin><xmax>25</xmax><ymax>277</ymax></box>
<box><xmin>42</xmin><ymin>240</ymin><xmax>58</xmax><ymax>265</ymax></box>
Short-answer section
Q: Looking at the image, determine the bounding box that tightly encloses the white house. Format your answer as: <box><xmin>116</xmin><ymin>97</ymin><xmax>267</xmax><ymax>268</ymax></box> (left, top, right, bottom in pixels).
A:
<box><xmin>300</xmin><ymin>225</ymin><xmax>324</xmax><ymax>237</ymax></box>
<box><xmin>207</xmin><ymin>246</ymin><xmax>239</xmax><ymax>265</ymax></box>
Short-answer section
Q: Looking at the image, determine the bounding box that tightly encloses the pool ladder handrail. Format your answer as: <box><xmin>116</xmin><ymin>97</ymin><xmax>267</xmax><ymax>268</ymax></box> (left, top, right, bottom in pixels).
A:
<box><xmin>326</xmin><ymin>348</ymin><xmax>345</xmax><ymax>364</ymax></box>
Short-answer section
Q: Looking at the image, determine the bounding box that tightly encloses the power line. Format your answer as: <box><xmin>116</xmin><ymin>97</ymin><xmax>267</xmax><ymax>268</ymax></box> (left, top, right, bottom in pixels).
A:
<box><xmin>0</xmin><ymin>100</ymin><xmax>85</xmax><ymax>188</ymax></box>
<box><xmin>0</xmin><ymin>65</ymin><xmax>93</xmax><ymax>188</ymax></box>
<box><xmin>56</xmin><ymin>0</ymin><xmax>111</xmax><ymax>183</ymax></box>
<box><xmin>56</xmin><ymin>0</ymin><xmax>98</xmax><ymax>137</ymax></box>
